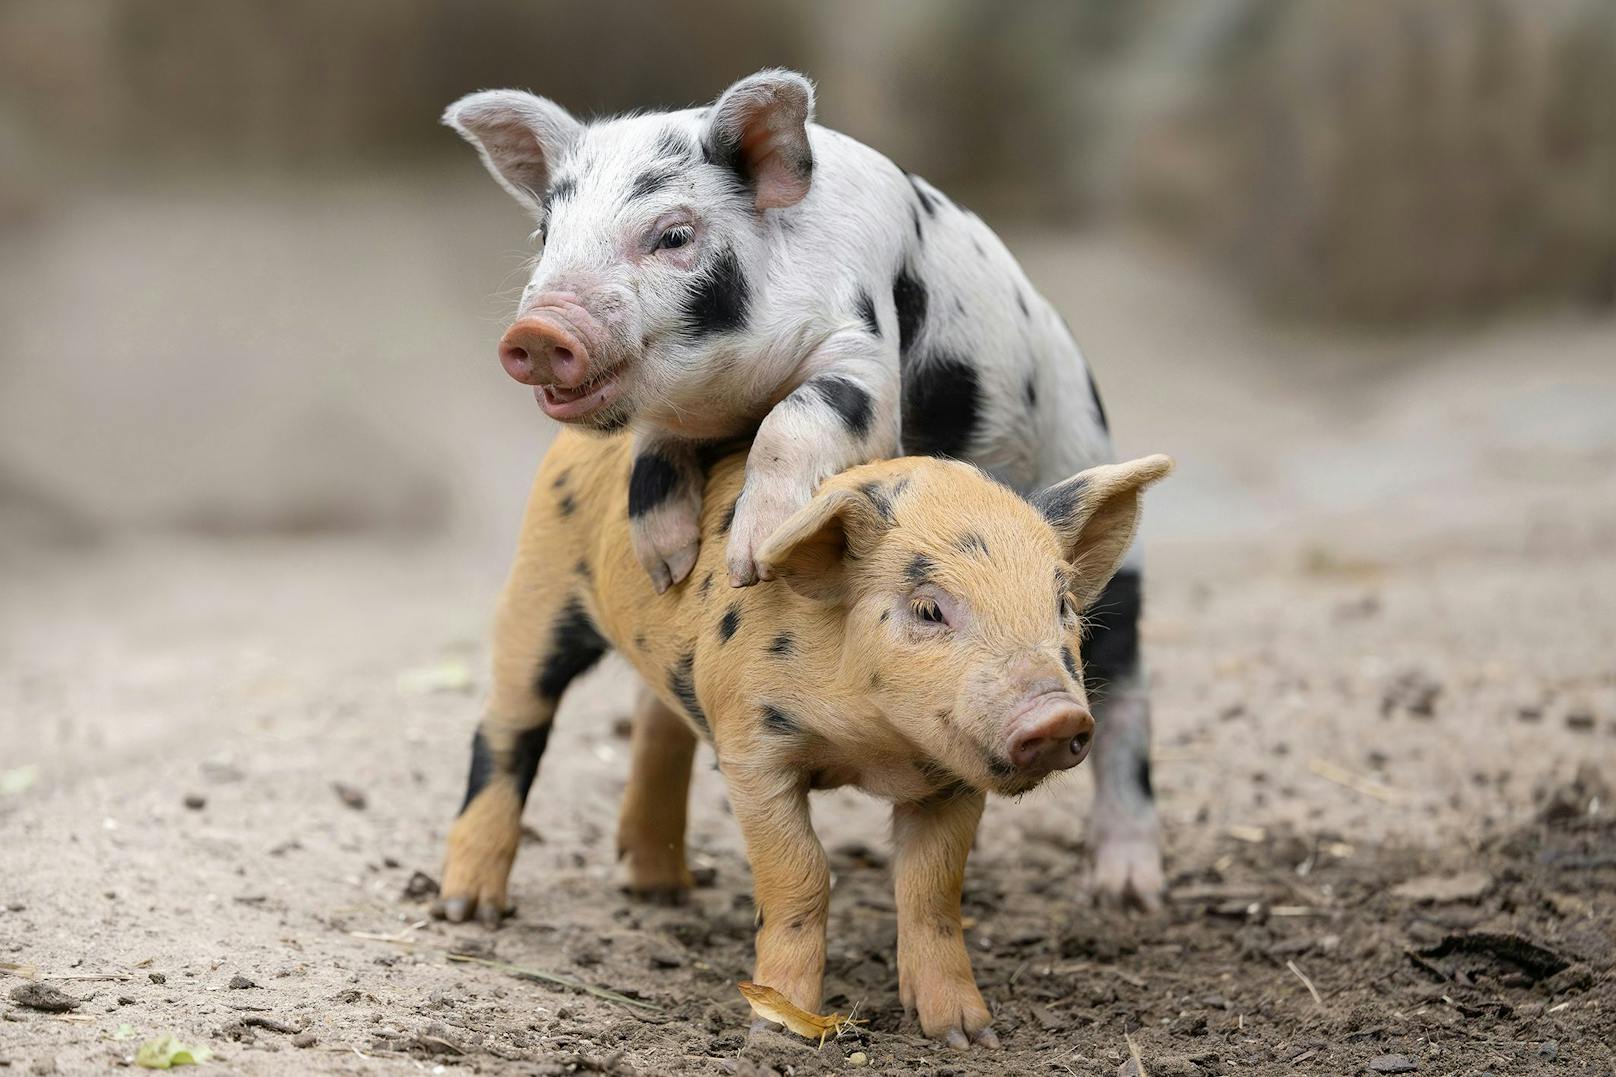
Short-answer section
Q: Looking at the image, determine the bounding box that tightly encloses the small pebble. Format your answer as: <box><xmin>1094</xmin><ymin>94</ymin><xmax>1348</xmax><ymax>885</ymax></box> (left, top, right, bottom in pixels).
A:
<box><xmin>1368</xmin><ymin>1055</ymin><xmax>1418</xmax><ymax>1074</ymax></box>
<box><xmin>148</xmin><ymin>973</ymin><xmax>166</xmax><ymax>985</ymax></box>
<box><xmin>847</xmin><ymin>1051</ymin><xmax>868</xmax><ymax>1067</ymax></box>
<box><xmin>332</xmin><ymin>782</ymin><xmax>367</xmax><ymax>810</ymax></box>
<box><xmin>1565</xmin><ymin>711</ymin><xmax>1595</xmax><ymax>732</ymax></box>
<box><xmin>182</xmin><ymin>793</ymin><xmax>206</xmax><ymax>811</ymax></box>
<box><xmin>228</xmin><ymin>975</ymin><xmax>257</xmax><ymax>990</ymax></box>
<box><xmin>291</xmin><ymin>1030</ymin><xmax>318</xmax><ymax>1049</ymax></box>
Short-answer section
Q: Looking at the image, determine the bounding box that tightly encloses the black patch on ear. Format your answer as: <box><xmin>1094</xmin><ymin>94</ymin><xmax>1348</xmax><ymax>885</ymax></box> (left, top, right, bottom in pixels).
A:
<box><xmin>854</xmin><ymin>289</ymin><xmax>880</xmax><ymax>338</ymax></box>
<box><xmin>628</xmin><ymin>452</ymin><xmax>681</xmax><ymax>518</ymax></box>
<box><xmin>1016</xmin><ymin>289</ymin><xmax>1029</xmax><ymax>318</ymax></box>
<box><xmin>1061</xmin><ymin>645</ymin><xmax>1079</xmax><ymax>681</ymax></box>
<box><xmin>904</xmin><ymin>554</ymin><xmax>934</xmax><ymax>583</ymax></box>
<box><xmin>901</xmin><ymin>353</ymin><xmax>980</xmax><ymax>459</ymax></box>
<box><xmin>892</xmin><ymin>265</ymin><xmax>928</xmax><ymax>360</ymax></box>
<box><xmin>680</xmin><ymin>247</ymin><xmax>751</xmax><ymax>336</ymax></box>
<box><xmin>667</xmin><ymin>651</ymin><xmax>710</xmax><ymax>738</ymax></box>
<box><xmin>718</xmin><ymin>499</ymin><xmax>739</xmax><ymax>535</ymax></box>
<box><xmin>954</xmin><ymin>533</ymin><xmax>989</xmax><ymax>558</ymax></box>
<box><xmin>558</xmin><ymin>493</ymin><xmax>578</xmax><ymax>517</ymax></box>
<box><xmin>1029</xmin><ymin>477</ymin><xmax>1087</xmax><ymax>530</ymax></box>
<box><xmin>857</xmin><ymin>481</ymin><xmax>894</xmax><ymax>524</ymax></box>
<box><xmin>760</xmin><ymin>704</ymin><xmax>801</xmax><ymax>736</ymax></box>
<box><xmin>629</xmin><ymin>168</ymin><xmax>679</xmax><ymax>202</ymax></box>
<box><xmin>906</xmin><ymin>171</ymin><xmax>939</xmax><ymax>216</ymax></box>
<box><xmin>1136</xmin><ymin>755</ymin><xmax>1154</xmax><ymax>800</ymax></box>
<box><xmin>1087</xmin><ymin>371</ymin><xmax>1110</xmax><ymax>432</ymax></box>
<box><xmin>807</xmin><ymin>375</ymin><xmax>873</xmax><ymax>438</ymax></box>
<box><xmin>1082</xmin><ymin>569</ymin><xmax>1142</xmax><ymax>693</ymax></box>
<box><xmin>718</xmin><ymin>603</ymin><xmax>741</xmax><ymax>643</ymax></box>
<box><xmin>535</xmin><ymin>599</ymin><xmax>609</xmax><ymax>700</ymax></box>
<box><xmin>767</xmin><ymin>633</ymin><xmax>795</xmax><ymax>658</ymax></box>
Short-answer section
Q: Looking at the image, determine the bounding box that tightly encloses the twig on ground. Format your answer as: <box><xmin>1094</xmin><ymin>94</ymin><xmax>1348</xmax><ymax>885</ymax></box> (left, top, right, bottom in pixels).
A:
<box><xmin>1308</xmin><ymin>758</ymin><xmax>1403</xmax><ymax>803</ymax></box>
<box><xmin>1286</xmin><ymin>959</ymin><xmax>1325</xmax><ymax>1008</ymax></box>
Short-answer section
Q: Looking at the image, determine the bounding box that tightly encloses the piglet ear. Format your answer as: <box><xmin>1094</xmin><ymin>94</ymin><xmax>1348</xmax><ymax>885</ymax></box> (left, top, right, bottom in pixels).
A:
<box><xmin>443</xmin><ymin>90</ymin><xmax>583</xmax><ymax>217</ymax></box>
<box><xmin>1032</xmin><ymin>455</ymin><xmax>1173</xmax><ymax>609</ymax></box>
<box><xmin>755</xmin><ymin>486</ymin><xmax>885</xmax><ymax>602</ymax></box>
<box><xmin>705</xmin><ymin>69</ymin><xmax>816</xmax><ymax>210</ymax></box>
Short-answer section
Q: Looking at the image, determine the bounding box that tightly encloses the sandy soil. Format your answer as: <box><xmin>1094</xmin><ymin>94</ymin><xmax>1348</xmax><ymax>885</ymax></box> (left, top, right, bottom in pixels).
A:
<box><xmin>3</xmin><ymin>197</ymin><xmax>1614</xmax><ymax>1074</ymax></box>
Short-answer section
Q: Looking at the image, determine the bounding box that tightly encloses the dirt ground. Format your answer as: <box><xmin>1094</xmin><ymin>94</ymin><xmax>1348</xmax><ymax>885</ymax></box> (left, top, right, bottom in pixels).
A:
<box><xmin>3</xmin><ymin>201</ymin><xmax>1615</xmax><ymax>1075</ymax></box>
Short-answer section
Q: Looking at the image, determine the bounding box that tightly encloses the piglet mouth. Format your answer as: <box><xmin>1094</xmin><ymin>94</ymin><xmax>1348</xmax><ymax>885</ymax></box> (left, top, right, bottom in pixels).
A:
<box><xmin>536</xmin><ymin>365</ymin><xmax>626</xmax><ymax>421</ymax></box>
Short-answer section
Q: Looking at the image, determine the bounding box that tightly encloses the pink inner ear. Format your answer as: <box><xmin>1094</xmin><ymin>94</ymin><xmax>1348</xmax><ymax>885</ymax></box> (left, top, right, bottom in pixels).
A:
<box><xmin>739</xmin><ymin>120</ymin><xmax>810</xmax><ymax>210</ymax></box>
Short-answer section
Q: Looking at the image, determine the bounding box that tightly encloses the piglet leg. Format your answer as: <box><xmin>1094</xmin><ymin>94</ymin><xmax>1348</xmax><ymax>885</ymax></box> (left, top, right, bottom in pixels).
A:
<box><xmin>893</xmin><ymin>790</ymin><xmax>998</xmax><ymax>1049</ymax></box>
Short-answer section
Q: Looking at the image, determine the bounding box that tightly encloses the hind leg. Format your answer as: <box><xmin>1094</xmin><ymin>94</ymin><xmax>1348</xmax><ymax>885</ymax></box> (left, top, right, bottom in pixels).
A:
<box><xmin>615</xmin><ymin>685</ymin><xmax>699</xmax><ymax>904</ymax></box>
<box><xmin>1083</xmin><ymin>565</ymin><xmax>1164</xmax><ymax>910</ymax></box>
<box><xmin>434</xmin><ymin>584</ymin><xmax>607</xmax><ymax>926</ymax></box>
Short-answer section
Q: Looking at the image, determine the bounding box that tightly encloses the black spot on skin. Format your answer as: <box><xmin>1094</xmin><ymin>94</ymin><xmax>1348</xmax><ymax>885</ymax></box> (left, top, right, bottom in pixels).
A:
<box><xmin>892</xmin><ymin>265</ymin><xmax>928</xmax><ymax>360</ymax></box>
<box><xmin>1016</xmin><ymin>289</ymin><xmax>1029</xmax><ymax>318</ymax></box>
<box><xmin>1024</xmin><ymin>376</ymin><xmax>1038</xmax><ymax>408</ymax></box>
<box><xmin>954</xmin><ymin>533</ymin><xmax>989</xmax><ymax>558</ymax></box>
<box><xmin>902</xmin><ymin>353</ymin><xmax>980</xmax><ymax>459</ymax></box>
<box><xmin>1136</xmin><ymin>755</ymin><xmax>1155</xmax><ymax>800</ymax></box>
<box><xmin>972</xmin><ymin>237</ymin><xmax>986</xmax><ymax>257</ymax></box>
<box><xmin>1061</xmin><ymin>645</ymin><xmax>1079</xmax><ymax>681</ymax></box>
<box><xmin>857</xmin><ymin>481</ymin><xmax>894</xmax><ymax>524</ymax></box>
<box><xmin>806</xmin><ymin>374</ymin><xmax>873</xmax><ymax>438</ymax></box>
<box><xmin>718</xmin><ymin>604</ymin><xmax>741</xmax><ymax>644</ymax></box>
<box><xmin>878</xmin><ymin>608</ymin><xmax>890</xmax><ymax>623</ymax></box>
<box><xmin>458</xmin><ymin>724</ymin><xmax>553</xmax><ymax>813</ymax></box>
<box><xmin>906</xmin><ymin>171</ymin><xmax>939</xmax><ymax>216</ymax></box>
<box><xmin>633</xmin><ymin>632</ymin><xmax>648</xmax><ymax>652</ymax></box>
<box><xmin>904</xmin><ymin>554</ymin><xmax>934</xmax><ymax>583</ymax></box>
<box><xmin>628</xmin><ymin>452</ymin><xmax>681</xmax><ymax>518</ymax></box>
<box><xmin>1087</xmin><ymin>371</ymin><xmax>1110</xmax><ymax>432</ymax></box>
<box><xmin>854</xmin><ymin>289</ymin><xmax>880</xmax><ymax>338</ymax></box>
<box><xmin>698</xmin><ymin>573</ymin><xmax>713</xmax><ymax>601</ymax></box>
<box><xmin>558</xmin><ymin>493</ymin><xmax>577</xmax><ymax>517</ymax></box>
<box><xmin>1029</xmin><ymin>477</ymin><xmax>1087</xmax><ymax>530</ymax></box>
<box><xmin>655</xmin><ymin>128</ymin><xmax>696</xmax><ymax>163</ymax></box>
<box><xmin>574</xmin><ymin>559</ymin><xmax>591</xmax><ymax>579</ymax></box>
<box><xmin>629</xmin><ymin>168</ymin><xmax>678</xmax><ymax>202</ymax></box>
<box><xmin>681</xmin><ymin>247</ymin><xmax>751</xmax><ymax>337</ymax></box>
<box><xmin>984</xmin><ymin>753</ymin><xmax>1019</xmax><ymax>781</ymax></box>
<box><xmin>869</xmin><ymin>671</ymin><xmax>882</xmax><ymax>689</ymax></box>
<box><xmin>718</xmin><ymin>499</ymin><xmax>739</xmax><ymax>536</ymax></box>
<box><xmin>1082</xmin><ymin>569</ymin><xmax>1142</xmax><ymax>693</ymax></box>
<box><xmin>543</xmin><ymin>174</ymin><xmax>576</xmax><ymax>212</ymax></box>
<box><xmin>551</xmin><ymin>469</ymin><xmax>571</xmax><ymax>489</ymax></box>
<box><xmin>667</xmin><ymin>651</ymin><xmax>710</xmax><ymax>738</ymax></box>
<box><xmin>760</xmin><ymin>704</ymin><xmax>800</xmax><ymax>736</ymax></box>
<box><xmin>953</xmin><ymin>297</ymin><xmax>964</xmax><ymax>316</ymax></box>
<box><xmin>767</xmin><ymin>633</ymin><xmax>795</xmax><ymax>658</ymax></box>
<box><xmin>535</xmin><ymin>599</ymin><xmax>609</xmax><ymax>700</ymax></box>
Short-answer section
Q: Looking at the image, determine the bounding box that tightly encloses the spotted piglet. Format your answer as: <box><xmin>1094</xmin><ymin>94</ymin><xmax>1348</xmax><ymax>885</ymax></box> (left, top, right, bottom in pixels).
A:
<box><xmin>433</xmin><ymin>431</ymin><xmax>1170</xmax><ymax>1046</ymax></box>
<box><xmin>445</xmin><ymin>69</ymin><xmax>1165</xmax><ymax>906</ymax></box>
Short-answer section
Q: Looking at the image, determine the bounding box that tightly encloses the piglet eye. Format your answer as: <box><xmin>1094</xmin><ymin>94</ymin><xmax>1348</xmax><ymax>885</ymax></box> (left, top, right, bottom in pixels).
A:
<box><xmin>655</xmin><ymin>225</ymin><xmax>694</xmax><ymax>251</ymax></box>
<box><xmin>912</xmin><ymin>598</ymin><xmax>946</xmax><ymax>625</ymax></box>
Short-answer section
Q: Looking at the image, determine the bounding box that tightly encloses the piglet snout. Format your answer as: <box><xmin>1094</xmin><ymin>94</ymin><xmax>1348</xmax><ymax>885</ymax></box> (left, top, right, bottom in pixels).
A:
<box><xmin>499</xmin><ymin>314</ymin><xmax>592</xmax><ymax>387</ymax></box>
<box><xmin>1006</xmin><ymin>695</ymin><xmax>1094</xmax><ymax>775</ymax></box>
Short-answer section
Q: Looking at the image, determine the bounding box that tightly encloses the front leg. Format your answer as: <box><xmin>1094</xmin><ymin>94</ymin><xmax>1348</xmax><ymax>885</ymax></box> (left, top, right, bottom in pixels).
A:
<box><xmin>893</xmin><ymin>790</ymin><xmax>997</xmax><ymax>1049</ymax></box>
<box><xmin>628</xmin><ymin>430</ymin><xmax>706</xmax><ymax>593</ymax></box>
<box><xmin>727</xmin><ymin>763</ymin><xmax>830</xmax><ymax>1013</ymax></box>
<box><xmin>727</xmin><ymin>334</ymin><xmax>899</xmax><ymax>586</ymax></box>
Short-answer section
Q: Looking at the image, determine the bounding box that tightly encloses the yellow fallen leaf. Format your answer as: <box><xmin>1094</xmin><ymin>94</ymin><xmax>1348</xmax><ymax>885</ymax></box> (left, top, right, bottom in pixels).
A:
<box><xmin>737</xmin><ymin>982</ymin><xmax>864</xmax><ymax>1047</ymax></box>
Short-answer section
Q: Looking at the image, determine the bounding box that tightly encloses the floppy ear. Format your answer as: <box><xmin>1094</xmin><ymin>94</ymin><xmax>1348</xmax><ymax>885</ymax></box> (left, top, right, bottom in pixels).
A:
<box><xmin>443</xmin><ymin>90</ymin><xmax>584</xmax><ymax>217</ymax></box>
<box><xmin>754</xmin><ymin>486</ymin><xmax>886</xmax><ymax>602</ymax></box>
<box><xmin>1031</xmin><ymin>454</ymin><xmax>1173</xmax><ymax>609</ymax></box>
<box><xmin>705</xmin><ymin>69</ymin><xmax>815</xmax><ymax>210</ymax></box>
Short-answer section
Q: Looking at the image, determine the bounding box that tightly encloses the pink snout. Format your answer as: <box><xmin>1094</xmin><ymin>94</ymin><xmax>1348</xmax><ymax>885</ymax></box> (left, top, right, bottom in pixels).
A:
<box><xmin>1006</xmin><ymin>695</ymin><xmax>1095</xmax><ymax>776</ymax></box>
<box><xmin>498</xmin><ymin>313</ymin><xmax>592</xmax><ymax>388</ymax></box>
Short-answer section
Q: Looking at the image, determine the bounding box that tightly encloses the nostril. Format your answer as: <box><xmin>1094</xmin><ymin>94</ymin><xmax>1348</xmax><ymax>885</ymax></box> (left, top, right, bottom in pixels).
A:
<box><xmin>504</xmin><ymin>345</ymin><xmax>530</xmax><ymax>364</ymax></box>
<box><xmin>551</xmin><ymin>345</ymin><xmax>573</xmax><ymax>363</ymax></box>
<box><xmin>1071</xmin><ymin>730</ymin><xmax>1092</xmax><ymax>754</ymax></box>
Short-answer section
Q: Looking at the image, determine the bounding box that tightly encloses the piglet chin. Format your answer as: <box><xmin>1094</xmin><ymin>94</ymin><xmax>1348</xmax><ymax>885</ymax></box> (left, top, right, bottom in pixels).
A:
<box><xmin>537</xmin><ymin>370</ymin><xmax>624</xmax><ymax>422</ymax></box>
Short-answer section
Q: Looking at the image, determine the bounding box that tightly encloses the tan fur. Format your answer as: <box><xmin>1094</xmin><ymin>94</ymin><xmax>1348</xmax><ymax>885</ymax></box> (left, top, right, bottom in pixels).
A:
<box><xmin>439</xmin><ymin>429</ymin><xmax>1170</xmax><ymax>1043</ymax></box>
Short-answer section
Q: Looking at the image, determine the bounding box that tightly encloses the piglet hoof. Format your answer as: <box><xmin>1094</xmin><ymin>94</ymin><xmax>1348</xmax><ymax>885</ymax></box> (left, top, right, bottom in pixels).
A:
<box><xmin>1090</xmin><ymin>837</ymin><xmax>1165</xmax><ymax>912</ymax></box>
<box><xmin>629</xmin><ymin>512</ymin><xmax>701</xmax><ymax>594</ymax></box>
<box><xmin>725</xmin><ymin>482</ymin><xmax>810</xmax><ymax>587</ymax></box>
<box><xmin>430</xmin><ymin>893</ymin><xmax>512</xmax><ymax>927</ymax></box>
